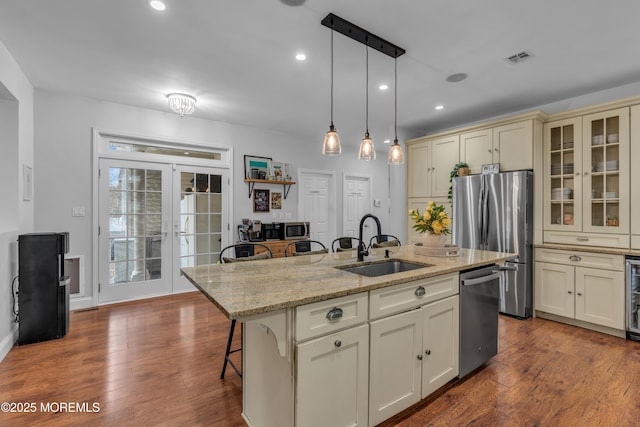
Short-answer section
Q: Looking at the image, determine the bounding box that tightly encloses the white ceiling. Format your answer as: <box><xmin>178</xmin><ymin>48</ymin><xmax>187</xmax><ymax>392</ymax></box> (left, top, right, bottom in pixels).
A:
<box><xmin>1</xmin><ymin>0</ymin><xmax>640</xmax><ymax>145</ymax></box>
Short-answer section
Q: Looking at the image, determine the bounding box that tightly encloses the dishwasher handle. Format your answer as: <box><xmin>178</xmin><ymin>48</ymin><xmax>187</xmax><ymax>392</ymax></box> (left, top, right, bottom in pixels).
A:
<box><xmin>461</xmin><ymin>272</ymin><xmax>500</xmax><ymax>287</ymax></box>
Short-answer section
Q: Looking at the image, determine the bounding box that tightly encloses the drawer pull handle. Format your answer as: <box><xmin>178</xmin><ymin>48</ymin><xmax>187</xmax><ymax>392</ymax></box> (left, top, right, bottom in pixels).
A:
<box><xmin>569</xmin><ymin>255</ymin><xmax>582</xmax><ymax>262</ymax></box>
<box><xmin>577</xmin><ymin>237</ymin><xmax>589</xmax><ymax>242</ymax></box>
<box><xmin>334</xmin><ymin>339</ymin><xmax>342</xmax><ymax>348</ymax></box>
<box><xmin>326</xmin><ymin>307</ymin><xmax>343</xmax><ymax>321</ymax></box>
<box><xmin>415</xmin><ymin>286</ymin><xmax>426</xmax><ymax>297</ymax></box>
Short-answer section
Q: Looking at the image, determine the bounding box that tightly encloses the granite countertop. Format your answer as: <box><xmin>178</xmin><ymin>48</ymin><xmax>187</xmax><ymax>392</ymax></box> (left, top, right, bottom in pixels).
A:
<box><xmin>535</xmin><ymin>243</ymin><xmax>640</xmax><ymax>257</ymax></box>
<box><xmin>181</xmin><ymin>245</ymin><xmax>514</xmax><ymax>320</ymax></box>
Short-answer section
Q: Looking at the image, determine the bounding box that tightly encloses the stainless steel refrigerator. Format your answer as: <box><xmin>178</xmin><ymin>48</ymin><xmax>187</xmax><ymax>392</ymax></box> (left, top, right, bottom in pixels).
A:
<box><xmin>452</xmin><ymin>170</ymin><xmax>533</xmax><ymax>318</ymax></box>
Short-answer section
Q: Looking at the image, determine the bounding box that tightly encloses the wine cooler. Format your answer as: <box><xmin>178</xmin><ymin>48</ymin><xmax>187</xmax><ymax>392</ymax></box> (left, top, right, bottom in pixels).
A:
<box><xmin>627</xmin><ymin>256</ymin><xmax>640</xmax><ymax>341</ymax></box>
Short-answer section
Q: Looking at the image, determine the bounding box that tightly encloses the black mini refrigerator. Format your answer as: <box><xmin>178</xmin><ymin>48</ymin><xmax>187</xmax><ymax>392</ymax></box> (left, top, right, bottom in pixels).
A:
<box><xmin>18</xmin><ymin>232</ymin><xmax>70</xmax><ymax>345</ymax></box>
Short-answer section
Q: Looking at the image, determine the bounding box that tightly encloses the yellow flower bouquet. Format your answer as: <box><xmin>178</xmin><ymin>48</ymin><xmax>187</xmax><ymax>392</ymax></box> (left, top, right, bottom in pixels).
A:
<box><xmin>409</xmin><ymin>201</ymin><xmax>451</xmax><ymax>235</ymax></box>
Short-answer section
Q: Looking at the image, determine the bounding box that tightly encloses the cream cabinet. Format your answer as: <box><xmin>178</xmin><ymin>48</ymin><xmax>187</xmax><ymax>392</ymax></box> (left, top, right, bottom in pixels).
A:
<box><xmin>460</xmin><ymin>120</ymin><xmax>535</xmax><ymax>174</ymax></box>
<box><xmin>631</xmin><ymin>105</ymin><xmax>640</xmax><ymax>249</ymax></box>
<box><xmin>534</xmin><ymin>248</ymin><xmax>624</xmax><ymax>331</ymax></box>
<box><xmin>543</xmin><ymin>107</ymin><xmax>630</xmax><ymax>248</ymax></box>
<box><xmin>407</xmin><ymin>135</ymin><xmax>459</xmax><ymax>199</ymax></box>
<box><xmin>295</xmin><ymin>293</ymin><xmax>369</xmax><ymax>427</ymax></box>
<box><xmin>368</xmin><ymin>295</ymin><xmax>459</xmax><ymax>426</ymax></box>
<box><xmin>296</xmin><ymin>324</ymin><xmax>369</xmax><ymax>427</ymax></box>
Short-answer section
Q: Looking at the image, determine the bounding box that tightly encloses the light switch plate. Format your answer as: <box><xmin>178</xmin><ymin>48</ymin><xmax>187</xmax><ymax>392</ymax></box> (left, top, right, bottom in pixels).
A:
<box><xmin>373</xmin><ymin>199</ymin><xmax>382</xmax><ymax>207</ymax></box>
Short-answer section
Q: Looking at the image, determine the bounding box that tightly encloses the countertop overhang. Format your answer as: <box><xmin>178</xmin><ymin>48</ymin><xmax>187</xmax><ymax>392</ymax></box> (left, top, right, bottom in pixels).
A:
<box><xmin>181</xmin><ymin>246</ymin><xmax>514</xmax><ymax>320</ymax></box>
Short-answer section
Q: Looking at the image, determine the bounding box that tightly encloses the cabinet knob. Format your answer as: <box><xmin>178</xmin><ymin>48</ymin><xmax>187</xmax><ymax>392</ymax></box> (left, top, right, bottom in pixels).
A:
<box><xmin>568</xmin><ymin>291</ymin><xmax>573</xmax><ymax>294</ymax></box>
<box><xmin>577</xmin><ymin>293</ymin><xmax>583</xmax><ymax>296</ymax></box>
<box><xmin>494</xmin><ymin>148</ymin><xmax>499</xmax><ymax>152</ymax></box>
<box><xmin>415</xmin><ymin>286</ymin><xmax>426</xmax><ymax>297</ymax></box>
<box><xmin>425</xmin><ymin>349</ymin><xmax>431</xmax><ymax>355</ymax></box>
<box><xmin>417</xmin><ymin>354</ymin><xmax>423</xmax><ymax>360</ymax></box>
<box><xmin>334</xmin><ymin>339</ymin><xmax>342</xmax><ymax>348</ymax></box>
<box><xmin>584</xmin><ymin>172</ymin><xmax>590</xmax><ymax>176</ymax></box>
<box><xmin>575</xmin><ymin>172</ymin><xmax>581</xmax><ymax>176</ymax></box>
<box><xmin>487</xmin><ymin>149</ymin><xmax>492</xmax><ymax>153</ymax></box>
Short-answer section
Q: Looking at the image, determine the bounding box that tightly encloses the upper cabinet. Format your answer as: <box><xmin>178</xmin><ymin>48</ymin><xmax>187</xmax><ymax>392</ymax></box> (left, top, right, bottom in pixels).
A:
<box><xmin>631</xmin><ymin>105</ymin><xmax>640</xmax><ymax>249</ymax></box>
<box><xmin>461</xmin><ymin>120</ymin><xmax>536</xmax><ymax>174</ymax></box>
<box><xmin>407</xmin><ymin>135</ymin><xmax>459</xmax><ymax>199</ymax></box>
<box><xmin>543</xmin><ymin>107</ymin><xmax>630</xmax><ymax>248</ymax></box>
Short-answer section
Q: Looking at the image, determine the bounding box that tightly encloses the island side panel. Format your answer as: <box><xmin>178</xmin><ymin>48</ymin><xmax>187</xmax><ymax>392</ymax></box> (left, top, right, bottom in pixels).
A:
<box><xmin>243</xmin><ymin>310</ymin><xmax>294</xmax><ymax>427</ymax></box>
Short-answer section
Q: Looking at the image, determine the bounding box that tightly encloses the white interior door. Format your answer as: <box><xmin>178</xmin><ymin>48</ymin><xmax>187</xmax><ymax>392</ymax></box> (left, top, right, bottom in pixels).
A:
<box><xmin>173</xmin><ymin>165</ymin><xmax>229</xmax><ymax>292</ymax></box>
<box><xmin>98</xmin><ymin>159</ymin><xmax>172</xmax><ymax>303</ymax></box>
<box><xmin>343</xmin><ymin>175</ymin><xmax>372</xmax><ymax>243</ymax></box>
<box><xmin>298</xmin><ymin>170</ymin><xmax>336</xmax><ymax>248</ymax></box>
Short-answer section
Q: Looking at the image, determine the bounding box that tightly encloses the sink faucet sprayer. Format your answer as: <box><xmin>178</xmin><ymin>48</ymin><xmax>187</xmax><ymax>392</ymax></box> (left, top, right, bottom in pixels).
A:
<box><xmin>358</xmin><ymin>214</ymin><xmax>382</xmax><ymax>262</ymax></box>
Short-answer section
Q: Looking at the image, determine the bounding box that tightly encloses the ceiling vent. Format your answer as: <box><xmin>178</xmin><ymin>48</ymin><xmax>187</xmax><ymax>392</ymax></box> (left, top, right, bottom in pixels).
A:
<box><xmin>506</xmin><ymin>50</ymin><xmax>533</xmax><ymax>64</ymax></box>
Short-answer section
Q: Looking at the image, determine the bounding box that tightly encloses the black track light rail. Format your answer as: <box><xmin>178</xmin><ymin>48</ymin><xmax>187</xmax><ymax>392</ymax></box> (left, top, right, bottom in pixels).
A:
<box><xmin>321</xmin><ymin>13</ymin><xmax>405</xmax><ymax>58</ymax></box>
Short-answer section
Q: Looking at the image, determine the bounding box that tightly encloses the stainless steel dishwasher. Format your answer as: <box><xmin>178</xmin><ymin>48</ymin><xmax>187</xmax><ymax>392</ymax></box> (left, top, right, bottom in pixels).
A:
<box><xmin>459</xmin><ymin>265</ymin><xmax>501</xmax><ymax>377</ymax></box>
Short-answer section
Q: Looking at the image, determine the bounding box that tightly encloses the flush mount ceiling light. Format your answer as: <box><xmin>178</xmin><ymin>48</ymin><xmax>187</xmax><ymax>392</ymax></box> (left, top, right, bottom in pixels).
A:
<box><xmin>322</xmin><ymin>18</ymin><xmax>341</xmax><ymax>156</ymax></box>
<box><xmin>388</xmin><ymin>57</ymin><xmax>404</xmax><ymax>165</ymax></box>
<box><xmin>166</xmin><ymin>93</ymin><xmax>196</xmax><ymax>117</ymax></box>
<box><xmin>149</xmin><ymin>0</ymin><xmax>166</xmax><ymax>11</ymax></box>
<box><xmin>445</xmin><ymin>72</ymin><xmax>468</xmax><ymax>83</ymax></box>
<box><xmin>321</xmin><ymin>13</ymin><xmax>405</xmax><ymax>161</ymax></box>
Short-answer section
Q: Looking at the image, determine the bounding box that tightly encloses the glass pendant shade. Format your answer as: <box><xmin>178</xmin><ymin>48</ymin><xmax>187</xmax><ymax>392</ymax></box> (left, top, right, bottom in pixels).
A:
<box><xmin>388</xmin><ymin>139</ymin><xmax>404</xmax><ymax>165</ymax></box>
<box><xmin>322</xmin><ymin>124</ymin><xmax>342</xmax><ymax>155</ymax></box>
<box><xmin>167</xmin><ymin>93</ymin><xmax>196</xmax><ymax>117</ymax></box>
<box><xmin>358</xmin><ymin>132</ymin><xmax>376</xmax><ymax>161</ymax></box>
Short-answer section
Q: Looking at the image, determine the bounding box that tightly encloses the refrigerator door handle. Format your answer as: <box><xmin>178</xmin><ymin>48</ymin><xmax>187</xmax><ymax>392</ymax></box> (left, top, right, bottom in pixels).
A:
<box><xmin>498</xmin><ymin>264</ymin><xmax>518</xmax><ymax>271</ymax></box>
<box><xmin>480</xmin><ymin>177</ymin><xmax>489</xmax><ymax>250</ymax></box>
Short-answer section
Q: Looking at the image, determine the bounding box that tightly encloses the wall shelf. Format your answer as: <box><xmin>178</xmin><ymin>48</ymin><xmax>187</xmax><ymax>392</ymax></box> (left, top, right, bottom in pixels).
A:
<box><xmin>244</xmin><ymin>179</ymin><xmax>296</xmax><ymax>199</ymax></box>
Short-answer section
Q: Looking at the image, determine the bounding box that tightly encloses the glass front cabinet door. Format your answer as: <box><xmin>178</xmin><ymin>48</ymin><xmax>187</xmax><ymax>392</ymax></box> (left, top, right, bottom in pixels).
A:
<box><xmin>545</xmin><ymin>117</ymin><xmax>582</xmax><ymax>231</ymax></box>
<box><xmin>581</xmin><ymin>107</ymin><xmax>629</xmax><ymax>234</ymax></box>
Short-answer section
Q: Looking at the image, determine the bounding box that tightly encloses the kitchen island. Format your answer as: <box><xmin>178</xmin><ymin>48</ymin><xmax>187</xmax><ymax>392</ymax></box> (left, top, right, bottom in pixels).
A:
<box><xmin>182</xmin><ymin>245</ymin><xmax>513</xmax><ymax>427</ymax></box>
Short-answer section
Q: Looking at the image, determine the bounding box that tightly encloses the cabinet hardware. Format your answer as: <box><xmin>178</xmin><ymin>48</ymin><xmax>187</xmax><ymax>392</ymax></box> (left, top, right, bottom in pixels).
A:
<box><xmin>577</xmin><ymin>293</ymin><xmax>583</xmax><ymax>296</ymax></box>
<box><xmin>487</xmin><ymin>149</ymin><xmax>492</xmax><ymax>153</ymax></box>
<box><xmin>494</xmin><ymin>148</ymin><xmax>498</xmax><ymax>152</ymax></box>
<box><xmin>425</xmin><ymin>349</ymin><xmax>431</xmax><ymax>355</ymax></box>
<box><xmin>575</xmin><ymin>172</ymin><xmax>581</xmax><ymax>176</ymax></box>
<box><xmin>569</xmin><ymin>255</ymin><xmax>582</xmax><ymax>262</ymax></box>
<box><xmin>568</xmin><ymin>291</ymin><xmax>573</xmax><ymax>294</ymax></box>
<box><xmin>577</xmin><ymin>237</ymin><xmax>589</xmax><ymax>242</ymax></box>
<box><xmin>326</xmin><ymin>307</ymin><xmax>343</xmax><ymax>321</ymax></box>
<box><xmin>416</xmin><ymin>354</ymin><xmax>423</xmax><ymax>360</ymax></box>
<box><xmin>334</xmin><ymin>339</ymin><xmax>342</xmax><ymax>348</ymax></box>
<box><xmin>415</xmin><ymin>286</ymin><xmax>426</xmax><ymax>297</ymax></box>
<box><xmin>584</xmin><ymin>172</ymin><xmax>590</xmax><ymax>176</ymax></box>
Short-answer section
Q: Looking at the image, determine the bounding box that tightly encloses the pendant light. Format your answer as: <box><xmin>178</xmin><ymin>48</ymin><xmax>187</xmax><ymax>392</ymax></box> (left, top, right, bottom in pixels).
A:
<box><xmin>388</xmin><ymin>56</ymin><xmax>404</xmax><ymax>165</ymax></box>
<box><xmin>322</xmin><ymin>24</ymin><xmax>341</xmax><ymax>156</ymax></box>
<box><xmin>358</xmin><ymin>41</ymin><xmax>376</xmax><ymax>161</ymax></box>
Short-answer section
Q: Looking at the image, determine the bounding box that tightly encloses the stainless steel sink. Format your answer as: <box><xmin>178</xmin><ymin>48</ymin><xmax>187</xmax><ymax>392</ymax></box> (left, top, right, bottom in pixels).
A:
<box><xmin>335</xmin><ymin>259</ymin><xmax>433</xmax><ymax>277</ymax></box>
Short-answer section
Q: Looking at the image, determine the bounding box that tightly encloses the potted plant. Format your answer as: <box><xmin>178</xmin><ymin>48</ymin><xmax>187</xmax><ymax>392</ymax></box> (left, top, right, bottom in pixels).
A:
<box><xmin>409</xmin><ymin>201</ymin><xmax>451</xmax><ymax>247</ymax></box>
<box><xmin>448</xmin><ymin>162</ymin><xmax>470</xmax><ymax>203</ymax></box>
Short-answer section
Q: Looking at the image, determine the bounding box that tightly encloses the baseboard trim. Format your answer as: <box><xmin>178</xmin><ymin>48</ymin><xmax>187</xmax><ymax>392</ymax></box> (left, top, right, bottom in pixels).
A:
<box><xmin>535</xmin><ymin>310</ymin><xmax>626</xmax><ymax>339</ymax></box>
<box><xmin>70</xmin><ymin>296</ymin><xmax>95</xmax><ymax>311</ymax></box>
<box><xmin>0</xmin><ymin>323</ymin><xmax>19</xmax><ymax>363</ymax></box>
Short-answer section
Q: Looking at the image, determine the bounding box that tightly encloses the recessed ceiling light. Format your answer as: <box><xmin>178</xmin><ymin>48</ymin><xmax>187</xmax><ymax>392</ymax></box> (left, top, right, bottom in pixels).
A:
<box><xmin>383</xmin><ymin>139</ymin><xmax>391</xmax><ymax>144</ymax></box>
<box><xmin>295</xmin><ymin>53</ymin><xmax>306</xmax><ymax>61</ymax></box>
<box><xmin>149</xmin><ymin>0</ymin><xmax>166</xmax><ymax>11</ymax></box>
<box><xmin>435</xmin><ymin>105</ymin><xmax>444</xmax><ymax>110</ymax></box>
<box><xmin>379</xmin><ymin>84</ymin><xmax>388</xmax><ymax>91</ymax></box>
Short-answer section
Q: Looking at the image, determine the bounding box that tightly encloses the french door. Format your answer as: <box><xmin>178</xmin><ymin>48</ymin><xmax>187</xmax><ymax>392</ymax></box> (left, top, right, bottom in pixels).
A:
<box><xmin>98</xmin><ymin>159</ymin><xmax>228</xmax><ymax>303</ymax></box>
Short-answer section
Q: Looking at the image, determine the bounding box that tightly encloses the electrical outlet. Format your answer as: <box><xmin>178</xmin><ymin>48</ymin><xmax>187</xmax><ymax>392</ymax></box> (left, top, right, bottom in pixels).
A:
<box><xmin>72</xmin><ymin>206</ymin><xmax>85</xmax><ymax>217</ymax></box>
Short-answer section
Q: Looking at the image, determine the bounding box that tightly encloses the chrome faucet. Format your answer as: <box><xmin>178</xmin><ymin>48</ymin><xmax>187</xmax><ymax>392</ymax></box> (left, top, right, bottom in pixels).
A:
<box><xmin>358</xmin><ymin>214</ymin><xmax>382</xmax><ymax>262</ymax></box>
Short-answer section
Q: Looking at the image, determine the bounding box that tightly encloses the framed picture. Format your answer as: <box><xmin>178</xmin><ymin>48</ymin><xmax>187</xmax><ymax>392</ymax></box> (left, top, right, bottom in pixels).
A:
<box><xmin>244</xmin><ymin>155</ymin><xmax>272</xmax><ymax>180</ymax></box>
<box><xmin>253</xmin><ymin>189</ymin><xmax>270</xmax><ymax>212</ymax></box>
<box><xmin>271</xmin><ymin>162</ymin><xmax>285</xmax><ymax>180</ymax></box>
<box><xmin>271</xmin><ymin>192</ymin><xmax>282</xmax><ymax>210</ymax></box>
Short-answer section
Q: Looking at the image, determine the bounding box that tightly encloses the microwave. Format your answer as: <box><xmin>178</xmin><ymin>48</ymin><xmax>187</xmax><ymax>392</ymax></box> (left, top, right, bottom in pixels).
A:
<box><xmin>283</xmin><ymin>222</ymin><xmax>310</xmax><ymax>240</ymax></box>
<box><xmin>261</xmin><ymin>222</ymin><xmax>284</xmax><ymax>240</ymax></box>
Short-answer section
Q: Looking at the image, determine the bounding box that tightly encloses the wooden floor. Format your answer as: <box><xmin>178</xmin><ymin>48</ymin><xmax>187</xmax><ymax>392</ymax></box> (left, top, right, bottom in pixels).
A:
<box><xmin>1</xmin><ymin>292</ymin><xmax>639</xmax><ymax>427</ymax></box>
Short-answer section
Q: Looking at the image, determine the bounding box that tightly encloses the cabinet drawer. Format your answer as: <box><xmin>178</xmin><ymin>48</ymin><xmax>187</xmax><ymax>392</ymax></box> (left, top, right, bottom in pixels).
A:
<box><xmin>535</xmin><ymin>248</ymin><xmax>624</xmax><ymax>271</ymax></box>
<box><xmin>632</xmin><ymin>235</ymin><xmax>640</xmax><ymax>250</ymax></box>
<box><xmin>369</xmin><ymin>272</ymin><xmax>459</xmax><ymax>320</ymax></box>
<box><xmin>543</xmin><ymin>231</ymin><xmax>629</xmax><ymax>249</ymax></box>
<box><xmin>295</xmin><ymin>292</ymin><xmax>368</xmax><ymax>342</ymax></box>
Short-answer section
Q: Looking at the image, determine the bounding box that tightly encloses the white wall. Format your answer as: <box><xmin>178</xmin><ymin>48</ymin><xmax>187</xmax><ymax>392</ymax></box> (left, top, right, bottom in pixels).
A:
<box><xmin>33</xmin><ymin>90</ymin><xmax>401</xmax><ymax>305</ymax></box>
<box><xmin>0</xmin><ymin>40</ymin><xmax>35</xmax><ymax>362</ymax></box>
